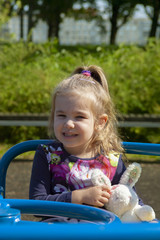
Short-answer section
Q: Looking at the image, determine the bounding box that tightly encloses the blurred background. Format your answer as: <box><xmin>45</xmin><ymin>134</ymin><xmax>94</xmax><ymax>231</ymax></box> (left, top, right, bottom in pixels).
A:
<box><xmin>0</xmin><ymin>0</ymin><xmax>160</xmax><ymax>220</ymax></box>
<box><xmin>0</xmin><ymin>0</ymin><xmax>160</xmax><ymax>147</ymax></box>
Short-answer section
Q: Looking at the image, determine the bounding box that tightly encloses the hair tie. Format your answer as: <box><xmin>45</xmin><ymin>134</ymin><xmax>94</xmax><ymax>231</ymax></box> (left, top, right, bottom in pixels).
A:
<box><xmin>81</xmin><ymin>70</ymin><xmax>91</xmax><ymax>77</ymax></box>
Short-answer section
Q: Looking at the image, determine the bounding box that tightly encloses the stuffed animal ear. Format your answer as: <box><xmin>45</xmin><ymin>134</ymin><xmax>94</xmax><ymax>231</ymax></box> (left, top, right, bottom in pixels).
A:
<box><xmin>119</xmin><ymin>162</ymin><xmax>141</xmax><ymax>188</ymax></box>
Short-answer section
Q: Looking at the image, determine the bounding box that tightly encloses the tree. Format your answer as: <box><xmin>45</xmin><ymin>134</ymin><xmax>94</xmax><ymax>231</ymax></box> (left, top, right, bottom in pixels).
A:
<box><xmin>143</xmin><ymin>0</ymin><xmax>160</xmax><ymax>38</ymax></box>
<box><xmin>106</xmin><ymin>0</ymin><xmax>138</xmax><ymax>44</ymax></box>
<box><xmin>9</xmin><ymin>0</ymin><xmax>40</xmax><ymax>41</ymax></box>
<box><xmin>0</xmin><ymin>0</ymin><xmax>39</xmax><ymax>41</ymax></box>
<box><xmin>20</xmin><ymin>0</ymin><xmax>39</xmax><ymax>41</ymax></box>
<box><xmin>0</xmin><ymin>0</ymin><xmax>23</xmax><ymax>40</ymax></box>
<box><xmin>0</xmin><ymin>0</ymin><xmax>14</xmax><ymax>28</ymax></box>
<box><xmin>75</xmin><ymin>0</ymin><xmax>138</xmax><ymax>44</ymax></box>
<box><xmin>67</xmin><ymin>0</ymin><xmax>107</xmax><ymax>36</ymax></box>
<box><xmin>11</xmin><ymin>0</ymin><xmax>25</xmax><ymax>39</ymax></box>
<box><xmin>38</xmin><ymin>0</ymin><xmax>77</xmax><ymax>40</ymax></box>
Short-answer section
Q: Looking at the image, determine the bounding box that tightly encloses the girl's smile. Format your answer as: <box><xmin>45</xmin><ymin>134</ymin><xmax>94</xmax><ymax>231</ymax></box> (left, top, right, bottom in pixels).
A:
<box><xmin>54</xmin><ymin>94</ymin><xmax>95</xmax><ymax>157</ymax></box>
<box><xmin>62</xmin><ymin>131</ymin><xmax>79</xmax><ymax>138</ymax></box>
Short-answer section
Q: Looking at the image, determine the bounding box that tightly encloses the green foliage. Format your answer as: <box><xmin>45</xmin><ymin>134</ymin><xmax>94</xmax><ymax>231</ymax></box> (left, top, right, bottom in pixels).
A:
<box><xmin>102</xmin><ymin>39</ymin><xmax>160</xmax><ymax>114</ymax></box>
<box><xmin>0</xmin><ymin>39</ymin><xmax>160</xmax><ymax>143</ymax></box>
<box><xmin>0</xmin><ymin>0</ymin><xmax>10</xmax><ymax>27</ymax></box>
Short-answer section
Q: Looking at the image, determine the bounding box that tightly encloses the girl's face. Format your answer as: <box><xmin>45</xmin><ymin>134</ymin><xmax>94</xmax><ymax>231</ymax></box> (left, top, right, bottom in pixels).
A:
<box><xmin>54</xmin><ymin>94</ymin><xmax>95</xmax><ymax>157</ymax></box>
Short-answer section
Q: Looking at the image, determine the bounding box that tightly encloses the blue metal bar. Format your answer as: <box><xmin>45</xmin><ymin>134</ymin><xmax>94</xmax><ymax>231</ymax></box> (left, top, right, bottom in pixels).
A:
<box><xmin>0</xmin><ymin>140</ymin><xmax>160</xmax><ymax>198</ymax></box>
<box><xmin>0</xmin><ymin>222</ymin><xmax>160</xmax><ymax>240</ymax></box>
<box><xmin>123</xmin><ymin>142</ymin><xmax>160</xmax><ymax>156</ymax></box>
<box><xmin>1</xmin><ymin>199</ymin><xmax>119</xmax><ymax>224</ymax></box>
<box><xmin>0</xmin><ymin>140</ymin><xmax>160</xmax><ymax>240</ymax></box>
<box><xmin>0</xmin><ymin>140</ymin><xmax>53</xmax><ymax>197</ymax></box>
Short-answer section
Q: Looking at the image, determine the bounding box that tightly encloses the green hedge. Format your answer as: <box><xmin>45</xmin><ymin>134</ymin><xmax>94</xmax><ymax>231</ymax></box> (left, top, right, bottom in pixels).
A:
<box><xmin>0</xmin><ymin>39</ymin><xmax>160</xmax><ymax>143</ymax></box>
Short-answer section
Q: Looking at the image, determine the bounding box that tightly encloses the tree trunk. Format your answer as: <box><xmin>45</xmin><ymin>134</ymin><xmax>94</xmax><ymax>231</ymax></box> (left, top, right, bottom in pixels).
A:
<box><xmin>110</xmin><ymin>5</ymin><xmax>119</xmax><ymax>45</ymax></box>
<box><xmin>149</xmin><ymin>0</ymin><xmax>160</xmax><ymax>37</ymax></box>
<box><xmin>19</xmin><ymin>7</ymin><xmax>24</xmax><ymax>39</ymax></box>
<box><xmin>48</xmin><ymin>21</ymin><xmax>54</xmax><ymax>40</ymax></box>
<box><xmin>47</xmin><ymin>14</ymin><xmax>60</xmax><ymax>40</ymax></box>
<box><xmin>55</xmin><ymin>14</ymin><xmax>61</xmax><ymax>38</ymax></box>
<box><xmin>27</xmin><ymin>2</ymin><xmax>34</xmax><ymax>41</ymax></box>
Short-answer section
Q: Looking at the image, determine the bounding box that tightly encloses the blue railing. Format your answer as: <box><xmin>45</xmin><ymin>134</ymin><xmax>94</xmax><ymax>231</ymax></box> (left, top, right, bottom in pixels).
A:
<box><xmin>123</xmin><ymin>142</ymin><xmax>160</xmax><ymax>156</ymax></box>
<box><xmin>0</xmin><ymin>140</ymin><xmax>160</xmax><ymax>240</ymax></box>
<box><xmin>0</xmin><ymin>221</ymin><xmax>160</xmax><ymax>240</ymax></box>
<box><xmin>0</xmin><ymin>198</ymin><xmax>119</xmax><ymax>224</ymax></box>
<box><xmin>1</xmin><ymin>140</ymin><xmax>160</xmax><ymax>198</ymax></box>
<box><xmin>0</xmin><ymin>139</ymin><xmax>53</xmax><ymax>198</ymax></box>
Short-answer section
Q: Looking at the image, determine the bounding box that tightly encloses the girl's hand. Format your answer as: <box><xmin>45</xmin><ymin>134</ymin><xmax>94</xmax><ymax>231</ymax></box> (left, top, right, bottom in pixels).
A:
<box><xmin>72</xmin><ymin>185</ymin><xmax>111</xmax><ymax>207</ymax></box>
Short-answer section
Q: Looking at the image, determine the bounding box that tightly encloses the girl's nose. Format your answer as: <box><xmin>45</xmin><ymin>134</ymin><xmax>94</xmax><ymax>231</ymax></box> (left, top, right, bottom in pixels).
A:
<box><xmin>64</xmin><ymin>119</ymin><xmax>75</xmax><ymax>129</ymax></box>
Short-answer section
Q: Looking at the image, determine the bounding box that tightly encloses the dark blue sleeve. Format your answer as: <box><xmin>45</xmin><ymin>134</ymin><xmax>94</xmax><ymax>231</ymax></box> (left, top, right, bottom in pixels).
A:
<box><xmin>29</xmin><ymin>145</ymin><xmax>72</xmax><ymax>202</ymax></box>
<box><xmin>111</xmin><ymin>155</ymin><xmax>126</xmax><ymax>185</ymax></box>
<box><xmin>111</xmin><ymin>155</ymin><xmax>144</xmax><ymax>206</ymax></box>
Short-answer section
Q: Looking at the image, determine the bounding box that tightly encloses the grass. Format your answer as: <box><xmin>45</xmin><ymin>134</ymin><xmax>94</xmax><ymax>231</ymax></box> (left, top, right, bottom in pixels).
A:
<box><xmin>126</xmin><ymin>154</ymin><xmax>160</xmax><ymax>163</ymax></box>
<box><xmin>0</xmin><ymin>143</ymin><xmax>35</xmax><ymax>160</ymax></box>
<box><xmin>0</xmin><ymin>143</ymin><xmax>13</xmax><ymax>158</ymax></box>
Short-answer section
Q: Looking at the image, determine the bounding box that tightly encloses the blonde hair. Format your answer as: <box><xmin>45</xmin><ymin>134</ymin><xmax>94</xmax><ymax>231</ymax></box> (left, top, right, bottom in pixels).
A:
<box><xmin>49</xmin><ymin>65</ymin><xmax>123</xmax><ymax>155</ymax></box>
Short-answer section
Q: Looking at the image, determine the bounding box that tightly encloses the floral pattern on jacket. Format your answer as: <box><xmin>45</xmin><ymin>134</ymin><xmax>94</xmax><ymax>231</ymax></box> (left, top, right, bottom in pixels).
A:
<box><xmin>42</xmin><ymin>143</ymin><xmax>120</xmax><ymax>193</ymax></box>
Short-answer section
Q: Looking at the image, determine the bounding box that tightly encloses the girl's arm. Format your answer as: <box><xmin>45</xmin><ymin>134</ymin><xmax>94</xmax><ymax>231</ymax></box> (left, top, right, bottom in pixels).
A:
<box><xmin>111</xmin><ymin>155</ymin><xmax>126</xmax><ymax>185</ymax></box>
<box><xmin>29</xmin><ymin>145</ymin><xmax>111</xmax><ymax>207</ymax></box>
<box><xmin>72</xmin><ymin>185</ymin><xmax>111</xmax><ymax>207</ymax></box>
<box><xmin>29</xmin><ymin>145</ymin><xmax>72</xmax><ymax>202</ymax></box>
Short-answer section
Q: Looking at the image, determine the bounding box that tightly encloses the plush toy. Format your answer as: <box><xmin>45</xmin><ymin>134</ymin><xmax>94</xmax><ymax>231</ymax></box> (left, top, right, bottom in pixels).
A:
<box><xmin>91</xmin><ymin>162</ymin><xmax>156</xmax><ymax>222</ymax></box>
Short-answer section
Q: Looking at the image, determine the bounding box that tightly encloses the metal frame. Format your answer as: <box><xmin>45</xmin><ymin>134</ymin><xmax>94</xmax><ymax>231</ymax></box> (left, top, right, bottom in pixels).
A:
<box><xmin>1</xmin><ymin>140</ymin><xmax>160</xmax><ymax>198</ymax></box>
<box><xmin>0</xmin><ymin>140</ymin><xmax>160</xmax><ymax>239</ymax></box>
<box><xmin>0</xmin><ymin>221</ymin><xmax>160</xmax><ymax>240</ymax></box>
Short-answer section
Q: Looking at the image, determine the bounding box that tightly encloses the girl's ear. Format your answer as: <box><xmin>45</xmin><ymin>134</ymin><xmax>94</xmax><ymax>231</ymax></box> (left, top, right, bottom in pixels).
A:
<box><xmin>96</xmin><ymin>114</ymin><xmax>108</xmax><ymax>131</ymax></box>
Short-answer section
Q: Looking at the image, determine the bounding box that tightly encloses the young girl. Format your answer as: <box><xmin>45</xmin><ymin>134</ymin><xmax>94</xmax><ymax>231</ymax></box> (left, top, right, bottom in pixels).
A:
<box><xmin>29</xmin><ymin>65</ymin><xmax>138</xmax><ymax>222</ymax></box>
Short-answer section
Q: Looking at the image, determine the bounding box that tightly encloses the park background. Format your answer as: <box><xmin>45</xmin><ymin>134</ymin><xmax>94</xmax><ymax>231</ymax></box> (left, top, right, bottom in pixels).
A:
<box><xmin>0</xmin><ymin>0</ymin><xmax>160</xmax><ymax>220</ymax></box>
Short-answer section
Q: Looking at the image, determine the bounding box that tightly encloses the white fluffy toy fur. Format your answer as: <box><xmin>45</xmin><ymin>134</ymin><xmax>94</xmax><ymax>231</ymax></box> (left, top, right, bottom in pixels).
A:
<box><xmin>91</xmin><ymin>162</ymin><xmax>156</xmax><ymax>222</ymax></box>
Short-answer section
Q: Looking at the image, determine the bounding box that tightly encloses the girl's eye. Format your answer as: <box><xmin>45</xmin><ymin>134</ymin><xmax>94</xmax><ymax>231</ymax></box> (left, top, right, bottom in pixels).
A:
<box><xmin>57</xmin><ymin>114</ymin><xmax>66</xmax><ymax>118</ymax></box>
<box><xmin>76</xmin><ymin>116</ymin><xmax>85</xmax><ymax>119</ymax></box>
